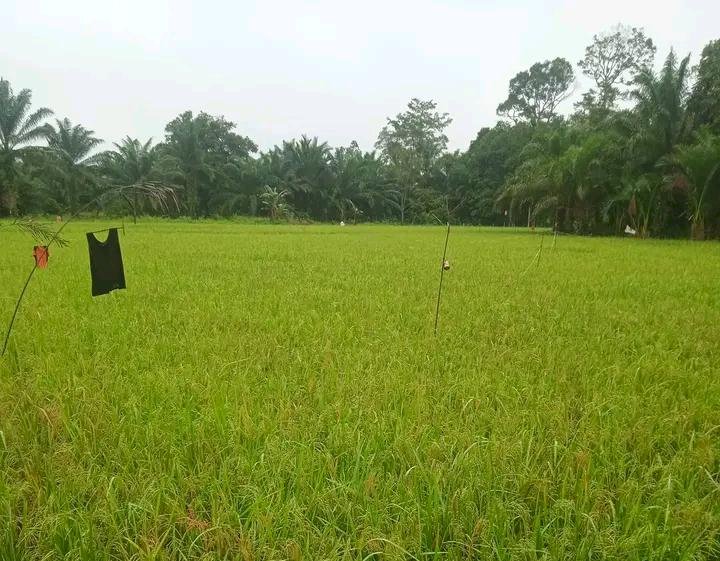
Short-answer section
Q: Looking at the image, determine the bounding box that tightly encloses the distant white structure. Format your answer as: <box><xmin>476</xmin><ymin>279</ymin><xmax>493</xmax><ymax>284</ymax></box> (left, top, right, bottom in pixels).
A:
<box><xmin>624</xmin><ymin>225</ymin><xmax>637</xmax><ymax>236</ymax></box>
<box><xmin>340</xmin><ymin>221</ymin><xmax>346</xmax><ymax>226</ymax></box>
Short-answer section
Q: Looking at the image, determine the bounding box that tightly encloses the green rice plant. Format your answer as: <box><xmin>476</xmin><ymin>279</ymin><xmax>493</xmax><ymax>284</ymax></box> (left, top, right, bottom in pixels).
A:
<box><xmin>0</xmin><ymin>221</ymin><xmax>719</xmax><ymax>560</ymax></box>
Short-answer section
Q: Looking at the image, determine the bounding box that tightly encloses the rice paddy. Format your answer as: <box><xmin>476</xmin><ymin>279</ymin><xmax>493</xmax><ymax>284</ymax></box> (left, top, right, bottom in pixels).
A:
<box><xmin>1</xmin><ymin>221</ymin><xmax>719</xmax><ymax>560</ymax></box>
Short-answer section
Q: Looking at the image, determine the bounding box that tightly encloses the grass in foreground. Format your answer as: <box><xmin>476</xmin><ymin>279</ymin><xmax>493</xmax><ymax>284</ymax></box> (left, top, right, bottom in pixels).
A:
<box><xmin>1</xmin><ymin>221</ymin><xmax>719</xmax><ymax>560</ymax></box>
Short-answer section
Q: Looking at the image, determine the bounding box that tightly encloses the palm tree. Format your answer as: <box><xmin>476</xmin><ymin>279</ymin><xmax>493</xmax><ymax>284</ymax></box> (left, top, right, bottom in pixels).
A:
<box><xmin>102</xmin><ymin>137</ymin><xmax>155</xmax><ymax>184</ymax></box>
<box><xmin>281</xmin><ymin>135</ymin><xmax>333</xmax><ymax>218</ymax></box>
<box><xmin>673</xmin><ymin>129</ymin><xmax>720</xmax><ymax>239</ymax></box>
<box><xmin>622</xmin><ymin>50</ymin><xmax>693</xmax><ymax>236</ymax></box>
<box><xmin>45</xmin><ymin>118</ymin><xmax>103</xmax><ymax>213</ymax></box>
<box><xmin>0</xmin><ymin>78</ymin><xmax>53</xmax><ymax>212</ymax></box>
<box><xmin>204</xmin><ymin>158</ymin><xmax>260</xmax><ymax>217</ymax></box>
<box><xmin>158</xmin><ymin>111</ymin><xmax>257</xmax><ymax>218</ymax></box>
<box><xmin>99</xmin><ymin>137</ymin><xmax>161</xmax><ymax>221</ymax></box>
<box><xmin>329</xmin><ymin>146</ymin><xmax>368</xmax><ymax>222</ymax></box>
<box><xmin>159</xmin><ymin>114</ymin><xmax>210</xmax><ymax>217</ymax></box>
<box><xmin>602</xmin><ymin>173</ymin><xmax>662</xmax><ymax>238</ymax></box>
<box><xmin>498</xmin><ymin>126</ymin><xmax>625</xmax><ymax>233</ymax></box>
<box><xmin>630</xmin><ymin>50</ymin><xmax>692</xmax><ymax>160</ymax></box>
<box><xmin>356</xmin><ymin>151</ymin><xmax>397</xmax><ymax>220</ymax></box>
<box><xmin>497</xmin><ymin>128</ymin><xmax>571</xmax><ymax>229</ymax></box>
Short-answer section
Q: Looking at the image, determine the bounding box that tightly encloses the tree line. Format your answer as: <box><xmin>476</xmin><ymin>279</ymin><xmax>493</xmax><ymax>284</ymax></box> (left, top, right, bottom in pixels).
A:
<box><xmin>1</xmin><ymin>25</ymin><xmax>719</xmax><ymax>238</ymax></box>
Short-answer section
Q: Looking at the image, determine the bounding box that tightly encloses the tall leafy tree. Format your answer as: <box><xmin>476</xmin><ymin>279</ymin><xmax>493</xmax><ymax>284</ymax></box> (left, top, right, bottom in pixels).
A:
<box><xmin>375</xmin><ymin>98</ymin><xmax>452</xmax><ymax>222</ymax></box>
<box><xmin>160</xmin><ymin>111</ymin><xmax>257</xmax><ymax>217</ymax></box>
<box><xmin>427</xmin><ymin>151</ymin><xmax>472</xmax><ymax>223</ymax></box>
<box><xmin>3</xmin><ymin>31</ymin><xmax>720</xmax><ymax>239</ymax></box>
<box><xmin>497</xmin><ymin>59</ymin><xmax>575</xmax><ymax>125</ymax></box>
<box><xmin>0</xmin><ymin>78</ymin><xmax>53</xmax><ymax>213</ymax></box>
<box><xmin>462</xmin><ymin>123</ymin><xmax>535</xmax><ymax>224</ymax></box>
<box><xmin>578</xmin><ymin>25</ymin><xmax>656</xmax><ymax>111</ymax></box>
<box><xmin>207</xmin><ymin>156</ymin><xmax>265</xmax><ymax>217</ymax></box>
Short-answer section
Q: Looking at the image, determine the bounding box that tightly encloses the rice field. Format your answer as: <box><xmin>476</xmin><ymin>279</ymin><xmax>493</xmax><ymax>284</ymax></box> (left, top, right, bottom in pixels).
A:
<box><xmin>1</xmin><ymin>220</ymin><xmax>719</xmax><ymax>560</ymax></box>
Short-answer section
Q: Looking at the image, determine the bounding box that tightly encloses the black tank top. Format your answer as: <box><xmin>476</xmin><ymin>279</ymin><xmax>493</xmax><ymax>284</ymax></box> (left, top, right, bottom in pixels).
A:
<box><xmin>86</xmin><ymin>228</ymin><xmax>126</xmax><ymax>296</ymax></box>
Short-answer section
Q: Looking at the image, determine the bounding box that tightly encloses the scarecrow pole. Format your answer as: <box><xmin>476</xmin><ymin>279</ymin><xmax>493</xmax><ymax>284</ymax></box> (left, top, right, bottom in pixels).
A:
<box><xmin>1</xmin><ymin>183</ymin><xmax>175</xmax><ymax>357</ymax></box>
<box><xmin>433</xmin><ymin>221</ymin><xmax>451</xmax><ymax>335</ymax></box>
<box><xmin>1</xmin><ymin>265</ymin><xmax>39</xmax><ymax>357</ymax></box>
<box><xmin>1</xmin><ymin>214</ymin><xmax>75</xmax><ymax>357</ymax></box>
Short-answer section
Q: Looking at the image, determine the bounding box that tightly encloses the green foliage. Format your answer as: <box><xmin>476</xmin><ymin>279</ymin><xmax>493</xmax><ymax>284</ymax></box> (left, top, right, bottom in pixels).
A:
<box><xmin>277</xmin><ymin>135</ymin><xmax>334</xmax><ymax>218</ymax></box>
<box><xmin>259</xmin><ymin>185</ymin><xmax>293</xmax><ymax>220</ymax></box>
<box><xmin>100</xmin><ymin>137</ymin><xmax>157</xmax><ymax>186</ymax></box>
<box><xmin>375</xmin><ymin>98</ymin><xmax>452</xmax><ymax>223</ymax></box>
<box><xmin>44</xmin><ymin>118</ymin><xmax>103</xmax><ymax>213</ymax></box>
<box><xmin>2</xmin><ymin>30</ymin><xmax>720</xmax><ymax>238</ymax></box>
<box><xmin>0</xmin><ymin>78</ymin><xmax>53</xmax><ymax>213</ymax></box>
<box><xmin>673</xmin><ymin>129</ymin><xmax>720</xmax><ymax>238</ymax></box>
<box><xmin>329</xmin><ymin>144</ymin><xmax>385</xmax><ymax>222</ymax></box>
<box><xmin>376</xmin><ymin>98</ymin><xmax>452</xmax><ymax>174</ymax></box>
<box><xmin>1</xmin><ymin>217</ymin><xmax>68</xmax><ymax>246</ymax></box>
<box><xmin>95</xmin><ymin>137</ymin><xmax>179</xmax><ymax>218</ymax></box>
<box><xmin>631</xmin><ymin>50</ymin><xmax>693</xmax><ymax>156</ymax></box>
<box><xmin>689</xmin><ymin>39</ymin><xmax>720</xmax><ymax>133</ymax></box>
<box><xmin>577</xmin><ymin>25</ymin><xmax>656</xmax><ymax>110</ymax></box>
<box><xmin>497</xmin><ymin>58</ymin><xmax>575</xmax><ymax>125</ymax></box>
<box><xmin>459</xmin><ymin>123</ymin><xmax>535</xmax><ymax>224</ymax></box>
<box><xmin>158</xmin><ymin>111</ymin><xmax>258</xmax><ymax>217</ymax></box>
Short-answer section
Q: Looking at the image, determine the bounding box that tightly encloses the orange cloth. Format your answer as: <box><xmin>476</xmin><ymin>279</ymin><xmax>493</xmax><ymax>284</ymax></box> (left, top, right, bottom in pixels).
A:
<box><xmin>33</xmin><ymin>246</ymin><xmax>49</xmax><ymax>269</ymax></box>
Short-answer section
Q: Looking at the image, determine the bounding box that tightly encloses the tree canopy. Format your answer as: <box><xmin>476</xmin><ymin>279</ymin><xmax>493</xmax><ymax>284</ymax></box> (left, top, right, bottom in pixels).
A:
<box><xmin>1</xmin><ymin>27</ymin><xmax>720</xmax><ymax>239</ymax></box>
<box><xmin>577</xmin><ymin>25</ymin><xmax>656</xmax><ymax>110</ymax></box>
<box><xmin>496</xmin><ymin>58</ymin><xmax>575</xmax><ymax>125</ymax></box>
<box><xmin>689</xmin><ymin>39</ymin><xmax>720</xmax><ymax>132</ymax></box>
<box><xmin>375</xmin><ymin>98</ymin><xmax>452</xmax><ymax>222</ymax></box>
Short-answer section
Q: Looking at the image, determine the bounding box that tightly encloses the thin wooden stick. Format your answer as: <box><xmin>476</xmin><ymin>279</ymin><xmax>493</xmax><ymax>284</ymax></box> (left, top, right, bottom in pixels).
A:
<box><xmin>1</xmin><ymin>216</ymin><xmax>77</xmax><ymax>357</ymax></box>
<box><xmin>2</xmin><ymin>183</ymin><xmax>175</xmax><ymax>357</ymax></box>
<box><xmin>434</xmin><ymin>222</ymin><xmax>451</xmax><ymax>336</ymax></box>
<box><xmin>1</xmin><ymin>263</ymin><xmax>39</xmax><ymax>357</ymax></box>
<box><xmin>520</xmin><ymin>232</ymin><xmax>546</xmax><ymax>277</ymax></box>
<box><xmin>536</xmin><ymin>232</ymin><xmax>545</xmax><ymax>267</ymax></box>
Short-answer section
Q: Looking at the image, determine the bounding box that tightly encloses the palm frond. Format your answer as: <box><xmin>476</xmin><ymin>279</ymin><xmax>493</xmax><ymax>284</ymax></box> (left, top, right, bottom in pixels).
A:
<box><xmin>9</xmin><ymin>218</ymin><xmax>69</xmax><ymax>247</ymax></box>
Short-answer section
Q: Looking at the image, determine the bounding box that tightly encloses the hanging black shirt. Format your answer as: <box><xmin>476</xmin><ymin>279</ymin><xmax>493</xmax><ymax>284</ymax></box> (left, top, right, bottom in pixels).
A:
<box><xmin>86</xmin><ymin>228</ymin><xmax>126</xmax><ymax>296</ymax></box>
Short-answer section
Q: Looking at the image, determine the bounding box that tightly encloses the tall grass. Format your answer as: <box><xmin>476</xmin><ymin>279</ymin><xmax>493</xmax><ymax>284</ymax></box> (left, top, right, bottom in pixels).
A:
<box><xmin>1</xmin><ymin>221</ymin><xmax>719</xmax><ymax>560</ymax></box>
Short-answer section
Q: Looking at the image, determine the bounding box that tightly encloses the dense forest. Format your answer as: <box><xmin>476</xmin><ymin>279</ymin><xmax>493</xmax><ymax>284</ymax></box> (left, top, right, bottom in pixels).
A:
<box><xmin>1</xmin><ymin>26</ymin><xmax>719</xmax><ymax>238</ymax></box>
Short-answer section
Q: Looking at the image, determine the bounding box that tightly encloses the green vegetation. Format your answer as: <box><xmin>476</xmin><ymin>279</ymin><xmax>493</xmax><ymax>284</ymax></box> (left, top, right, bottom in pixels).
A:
<box><xmin>1</xmin><ymin>25</ymin><xmax>719</xmax><ymax>237</ymax></box>
<box><xmin>1</xmin><ymin>221</ymin><xmax>719</xmax><ymax>559</ymax></box>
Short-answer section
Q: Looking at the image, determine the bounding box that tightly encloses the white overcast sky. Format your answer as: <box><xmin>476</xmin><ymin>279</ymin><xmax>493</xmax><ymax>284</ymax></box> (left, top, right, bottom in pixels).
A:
<box><xmin>4</xmin><ymin>0</ymin><xmax>719</xmax><ymax>153</ymax></box>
